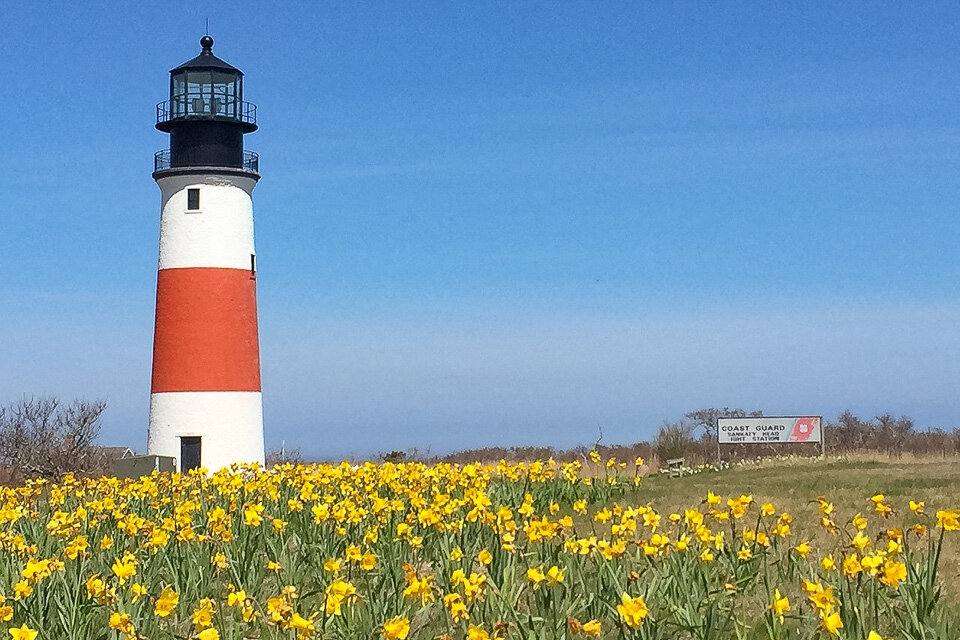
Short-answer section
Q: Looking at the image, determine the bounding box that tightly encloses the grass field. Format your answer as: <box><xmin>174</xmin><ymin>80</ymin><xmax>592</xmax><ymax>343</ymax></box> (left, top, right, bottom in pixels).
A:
<box><xmin>640</xmin><ymin>454</ymin><xmax>960</xmax><ymax>507</ymax></box>
<box><xmin>635</xmin><ymin>453</ymin><xmax>960</xmax><ymax>600</ymax></box>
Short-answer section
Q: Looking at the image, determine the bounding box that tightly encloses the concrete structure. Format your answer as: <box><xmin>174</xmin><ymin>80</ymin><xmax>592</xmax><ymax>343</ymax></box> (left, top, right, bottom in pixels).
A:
<box><xmin>147</xmin><ymin>36</ymin><xmax>264</xmax><ymax>472</ymax></box>
<box><xmin>113</xmin><ymin>455</ymin><xmax>177</xmax><ymax>479</ymax></box>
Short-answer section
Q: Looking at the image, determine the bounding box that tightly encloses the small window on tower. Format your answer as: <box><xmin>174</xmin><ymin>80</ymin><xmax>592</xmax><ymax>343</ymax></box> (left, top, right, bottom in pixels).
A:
<box><xmin>187</xmin><ymin>188</ymin><xmax>201</xmax><ymax>211</ymax></box>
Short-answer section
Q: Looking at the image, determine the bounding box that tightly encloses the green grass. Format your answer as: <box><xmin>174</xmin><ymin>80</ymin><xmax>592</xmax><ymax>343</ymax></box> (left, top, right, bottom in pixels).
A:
<box><xmin>627</xmin><ymin>453</ymin><xmax>960</xmax><ymax>601</ymax></box>
<box><xmin>636</xmin><ymin>454</ymin><xmax>960</xmax><ymax>506</ymax></box>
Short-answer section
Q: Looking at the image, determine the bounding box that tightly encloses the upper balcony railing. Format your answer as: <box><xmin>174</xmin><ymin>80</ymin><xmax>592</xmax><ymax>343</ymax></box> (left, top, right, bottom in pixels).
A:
<box><xmin>157</xmin><ymin>94</ymin><xmax>257</xmax><ymax>127</ymax></box>
<box><xmin>154</xmin><ymin>149</ymin><xmax>259</xmax><ymax>174</ymax></box>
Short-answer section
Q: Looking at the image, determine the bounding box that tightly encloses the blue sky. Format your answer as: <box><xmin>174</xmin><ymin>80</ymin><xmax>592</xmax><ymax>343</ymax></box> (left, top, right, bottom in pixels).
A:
<box><xmin>2</xmin><ymin>2</ymin><xmax>959</xmax><ymax>458</ymax></box>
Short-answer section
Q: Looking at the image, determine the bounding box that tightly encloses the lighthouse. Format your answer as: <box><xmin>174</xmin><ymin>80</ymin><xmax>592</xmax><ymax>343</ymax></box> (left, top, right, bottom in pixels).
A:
<box><xmin>147</xmin><ymin>36</ymin><xmax>265</xmax><ymax>472</ymax></box>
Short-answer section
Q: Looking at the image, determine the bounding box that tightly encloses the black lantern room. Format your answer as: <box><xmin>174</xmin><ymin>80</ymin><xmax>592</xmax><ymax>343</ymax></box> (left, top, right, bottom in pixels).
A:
<box><xmin>155</xmin><ymin>36</ymin><xmax>258</xmax><ymax>175</ymax></box>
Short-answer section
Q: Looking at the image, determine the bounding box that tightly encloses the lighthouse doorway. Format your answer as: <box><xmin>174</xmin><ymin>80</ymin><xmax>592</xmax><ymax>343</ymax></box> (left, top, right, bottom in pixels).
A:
<box><xmin>180</xmin><ymin>436</ymin><xmax>202</xmax><ymax>472</ymax></box>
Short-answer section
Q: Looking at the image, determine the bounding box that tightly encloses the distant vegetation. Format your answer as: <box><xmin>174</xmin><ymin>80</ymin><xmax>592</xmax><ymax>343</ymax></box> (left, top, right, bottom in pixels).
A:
<box><xmin>3</xmin><ymin>397</ymin><xmax>957</xmax><ymax>481</ymax></box>
<box><xmin>0</xmin><ymin>396</ymin><xmax>109</xmax><ymax>482</ymax></box>
<box><xmin>416</xmin><ymin>408</ymin><xmax>960</xmax><ymax>468</ymax></box>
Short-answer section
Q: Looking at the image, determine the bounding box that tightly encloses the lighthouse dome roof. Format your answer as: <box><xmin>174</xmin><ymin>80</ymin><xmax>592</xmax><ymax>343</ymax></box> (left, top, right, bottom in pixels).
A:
<box><xmin>170</xmin><ymin>36</ymin><xmax>243</xmax><ymax>75</ymax></box>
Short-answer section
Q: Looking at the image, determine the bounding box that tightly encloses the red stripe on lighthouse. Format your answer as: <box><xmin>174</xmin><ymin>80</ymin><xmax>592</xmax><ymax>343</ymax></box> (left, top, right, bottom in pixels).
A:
<box><xmin>151</xmin><ymin>267</ymin><xmax>261</xmax><ymax>393</ymax></box>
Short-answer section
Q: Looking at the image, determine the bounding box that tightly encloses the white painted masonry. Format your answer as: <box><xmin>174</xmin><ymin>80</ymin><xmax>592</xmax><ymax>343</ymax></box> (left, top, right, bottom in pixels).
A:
<box><xmin>156</xmin><ymin>173</ymin><xmax>258</xmax><ymax>271</ymax></box>
<box><xmin>149</xmin><ymin>170</ymin><xmax>264</xmax><ymax>472</ymax></box>
<box><xmin>148</xmin><ymin>391</ymin><xmax>265</xmax><ymax>472</ymax></box>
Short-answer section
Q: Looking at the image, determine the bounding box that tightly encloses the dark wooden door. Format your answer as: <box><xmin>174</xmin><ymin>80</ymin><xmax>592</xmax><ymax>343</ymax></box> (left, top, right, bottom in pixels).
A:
<box><xmin>180</xmin><ymin>436</ymin><xmax>201</xmax><ymax>471</ymax></box>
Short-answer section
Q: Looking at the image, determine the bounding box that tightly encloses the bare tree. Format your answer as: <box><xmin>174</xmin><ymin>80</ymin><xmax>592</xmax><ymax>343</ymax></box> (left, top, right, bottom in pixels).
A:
<box><xmin>0</xmin><ymin>397</ymin><xmax>107</xmax><ymax>480</ymax></box>
<box><xmin>685</xmin><ymin>407</ymin><xmax>763</xmax><ymax>441</ymax></box>
<box><xmin>265</xmin><ymin>445</ymin><xmax>303</xmax><ymax>467</ymax></box>
<box><xmin>876</xmin><ymin>413</ymin><xmax>914</xmax><ymax>457</ymax></box>
<box><xmin>654</xmin><ymin>420</ymin><xmax>697</xmax><ymax>462</ymax></box>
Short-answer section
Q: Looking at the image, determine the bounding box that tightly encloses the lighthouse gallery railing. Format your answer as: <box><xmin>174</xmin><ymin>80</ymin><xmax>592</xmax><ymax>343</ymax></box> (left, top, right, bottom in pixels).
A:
<box><xmin>154</xmin><ymin>149</ymin><xmax>259</xmax><ymax>174</ymax></box>
<box><xmin>156</xmin><ymin>96</ymin><xmax>257</xmax><ymax>127</ymax></box>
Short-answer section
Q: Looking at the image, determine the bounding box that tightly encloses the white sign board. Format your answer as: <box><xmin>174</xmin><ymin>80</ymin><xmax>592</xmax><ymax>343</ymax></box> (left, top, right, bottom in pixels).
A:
<box><xmin>717</xmin><ymin>416</ymin><xmax>822</xmax><ymax>444</ymax></box>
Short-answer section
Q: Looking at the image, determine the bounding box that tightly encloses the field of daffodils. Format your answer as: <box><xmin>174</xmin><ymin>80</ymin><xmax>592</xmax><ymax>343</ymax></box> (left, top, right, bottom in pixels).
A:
<box><xmin>0</xmin><ymin>455</ymin><xmax>956</xmax><ymax>639</ymax></box>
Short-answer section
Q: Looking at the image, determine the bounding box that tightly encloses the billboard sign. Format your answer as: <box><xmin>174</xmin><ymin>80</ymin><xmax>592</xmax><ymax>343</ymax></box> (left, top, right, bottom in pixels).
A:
<box><xmin>717</xmin><ymin>416</ymin><xmax>822</xmax><ymax>444</ymax></box>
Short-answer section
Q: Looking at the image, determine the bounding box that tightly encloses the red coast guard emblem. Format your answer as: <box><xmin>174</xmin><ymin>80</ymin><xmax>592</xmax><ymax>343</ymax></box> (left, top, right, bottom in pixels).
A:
<box><xmin>789</xmin><ymin>417</ymin><xmax>818</xmax><ymax>442</ymax></box>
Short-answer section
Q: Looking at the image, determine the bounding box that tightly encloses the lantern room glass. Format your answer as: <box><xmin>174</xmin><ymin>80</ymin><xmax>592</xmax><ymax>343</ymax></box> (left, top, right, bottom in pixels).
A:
<box><xmin>170</xmin><ymin>69</ymin><xmax>243</xmax><ymax>119</ymax></box>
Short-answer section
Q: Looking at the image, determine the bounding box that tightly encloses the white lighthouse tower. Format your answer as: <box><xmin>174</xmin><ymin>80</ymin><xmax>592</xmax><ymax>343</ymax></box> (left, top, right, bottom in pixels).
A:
<box><xmin>147</xmin><ymin>36</ymin><xmax>265</xmax><ymax>472</ymax></box>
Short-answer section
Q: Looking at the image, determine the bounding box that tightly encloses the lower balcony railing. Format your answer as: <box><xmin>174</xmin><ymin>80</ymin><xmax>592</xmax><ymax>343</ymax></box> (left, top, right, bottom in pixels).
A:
<box><xmin>154</xmin><ymin>150</ymin><xmax>259</xmax><ymax>173</ymax></box>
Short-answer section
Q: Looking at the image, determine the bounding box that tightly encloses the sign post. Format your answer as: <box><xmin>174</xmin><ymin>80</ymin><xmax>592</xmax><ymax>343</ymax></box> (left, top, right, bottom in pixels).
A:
<box><xmin>717</xmin><ymin>416</ymin><xmax>824</xmax><ymax>459</ymax></box>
